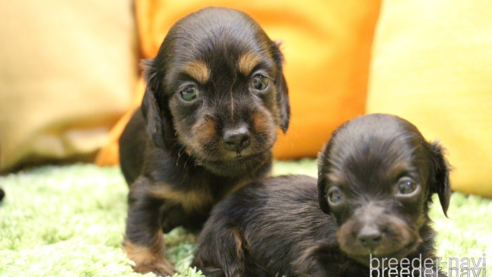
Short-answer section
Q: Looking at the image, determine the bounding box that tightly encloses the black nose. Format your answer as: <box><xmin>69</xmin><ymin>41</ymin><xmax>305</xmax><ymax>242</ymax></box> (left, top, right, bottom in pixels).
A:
<box><xmin>223</xmin><ymin>124</ymin><xmax>251</xmax><ymax>153</ymax></box>
<box><xmin>357</xmin><ymin>226</ymin><xmax>382</xmax><ymax>249</ymax></box>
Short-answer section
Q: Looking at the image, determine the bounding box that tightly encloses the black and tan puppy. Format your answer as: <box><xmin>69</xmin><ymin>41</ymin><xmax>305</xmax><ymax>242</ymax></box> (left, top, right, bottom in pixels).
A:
<box><xmin>118</xmin><ymin>7</ymin><xmax>290</xmax><ymax>276</ymax></box>
<box><xmin>192</xmin><ymin>114</ymin><xmax>451</xmax><ymax>277</ymax></box>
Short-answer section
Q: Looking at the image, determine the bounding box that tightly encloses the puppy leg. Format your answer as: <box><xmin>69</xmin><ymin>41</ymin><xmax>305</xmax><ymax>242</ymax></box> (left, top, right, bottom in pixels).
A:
<box><xmin>193</xmin><ymin>226</ymin><xmax>256</xmax><ymax>277</ymax></box>
<box><xmin>124</xmin><ymin>177</ymin><xmax>174</xmax><ymax>276</ymax></box>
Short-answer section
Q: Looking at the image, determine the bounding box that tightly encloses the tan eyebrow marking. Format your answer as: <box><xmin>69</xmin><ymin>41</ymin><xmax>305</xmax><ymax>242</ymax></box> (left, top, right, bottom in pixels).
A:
<box><xmin>327</xmin><ymin>172</ymin><xmax>345</xmax><ymax>185</ymax></box>
<box><xmin>182</xmin><ymin>61</ymin><xmax>210</xmax><ymax>84</ymax></box>
<box><xmin>238</xmin><ymin>52</ymin><xmax>262</xmax><ymax>76</ymax></box>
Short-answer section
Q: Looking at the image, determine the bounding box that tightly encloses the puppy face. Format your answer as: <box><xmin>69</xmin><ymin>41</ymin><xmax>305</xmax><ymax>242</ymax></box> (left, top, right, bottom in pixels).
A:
<box><xmin>317</xmin><ymin>114</ymin><xmax>451</xmax><ymax>266</ymax></box>
<box><xmin>142</xmin><ymin>7</ymin><xmax>290</xmax><ymax>176</ymax></box>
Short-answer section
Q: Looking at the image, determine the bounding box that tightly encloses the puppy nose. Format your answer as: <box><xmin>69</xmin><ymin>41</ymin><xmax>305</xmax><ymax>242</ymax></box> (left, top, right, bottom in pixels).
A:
<box><xmin>357</xmin><ymin>226</ymin><xmax>382</xmax><ymax>249</ymax></box>
<box><xmin>223</xmin><ymin>124</ymin><xmax>251</xmax><ymax>152</ymax></box>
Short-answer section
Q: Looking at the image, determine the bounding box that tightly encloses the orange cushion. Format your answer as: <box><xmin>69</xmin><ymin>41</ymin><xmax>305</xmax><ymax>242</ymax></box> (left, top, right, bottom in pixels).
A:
<box><xmin>367</xmin><ymin>0</ymin><xmax>492</xmax><ymax>197</ymax></box>
<box><xmin>97</xmin><ymin>0</ymin><xmax>381</xmax><ymax>164</ymax></box>
<box><xmin>0</xmin><ymin>0</ymin><xmax>138</xmax><ymax>171</ymax></box>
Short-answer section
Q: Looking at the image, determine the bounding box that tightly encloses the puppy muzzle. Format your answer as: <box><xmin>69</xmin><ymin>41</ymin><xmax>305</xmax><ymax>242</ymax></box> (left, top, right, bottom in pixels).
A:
<box><xmin>337</xmin><ymin>206</ymin><xmax>422</xmax><ymax>266</ymax></box>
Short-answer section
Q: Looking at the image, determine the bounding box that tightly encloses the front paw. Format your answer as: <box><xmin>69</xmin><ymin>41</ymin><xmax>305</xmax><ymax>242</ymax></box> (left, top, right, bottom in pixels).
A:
<box><xmin>132</xmin><ymin>258</ymin><xmax>176</xmax><ymax>277</ymax></box>
<box><xmin>125</xmin><ymin>237</ymin><xmax>175</xmax><ymax>276</ymax></box>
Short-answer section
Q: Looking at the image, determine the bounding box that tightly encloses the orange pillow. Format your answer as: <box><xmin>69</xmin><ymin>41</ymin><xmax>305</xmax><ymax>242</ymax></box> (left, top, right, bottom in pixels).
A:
<box><xmin>97</xmin><ymin>0</ymin><xmax>381</xmax><ymax>164</ymax></box>
<box><xmin>0</xmin><ymin>0</ymin><xmax>138</xmax><ymax>171</ymax></box>
<box><xmin>367</xmin><ymin>0</ymin><xmax>492</xmax><ymax>197</ymax></box>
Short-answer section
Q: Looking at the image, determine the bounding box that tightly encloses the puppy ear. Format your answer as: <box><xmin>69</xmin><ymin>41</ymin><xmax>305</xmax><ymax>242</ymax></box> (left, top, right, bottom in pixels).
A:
<box><xmin>429</xmin><ymin>141</ymin><xmax>452</xmax><ymax>217</ymax></box>
<box><xmin>141</xmin><ymin>59</ymin><xmax>165</xmax><ymax>149</ymax></box>
<box><xmin>272</xmin><ymin>41</ymin><xmax>290</xmax><ymax>133</ymax></box>
<box><xmin>317</xmin><ymin>149</ymin><xmax>331</xmax><ymax>214</ymax></box>
<box><xmin>318</xmin><ymin>176</ymin><xmax>330</xmax><ymax>214</ymax></box>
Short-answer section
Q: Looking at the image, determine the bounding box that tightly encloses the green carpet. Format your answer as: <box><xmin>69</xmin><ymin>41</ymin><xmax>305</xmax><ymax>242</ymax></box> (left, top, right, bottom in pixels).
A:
<box><xmin>0</xmin><ymin>161</ymin><xmax>491</xmax><ymax>277</ymax></box>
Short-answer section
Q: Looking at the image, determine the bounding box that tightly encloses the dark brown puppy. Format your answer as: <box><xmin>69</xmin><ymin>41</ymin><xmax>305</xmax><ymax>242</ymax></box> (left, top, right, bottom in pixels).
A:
<box><xmin>118</xmin><ymin>7</ymin><xmax>290</xmax><ymax>276</ymax></box>
<box><xmin>192</xmin><ymin>114</ymin><xmax>451</xmax><ymax>277</ymax></box>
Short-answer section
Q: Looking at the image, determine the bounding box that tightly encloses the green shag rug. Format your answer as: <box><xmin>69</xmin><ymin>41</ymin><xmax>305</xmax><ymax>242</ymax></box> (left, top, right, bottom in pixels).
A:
<box><xmin>0</xmin><ymin>161</ymin><xmax>491</xmax><ymax>277</ymax></box>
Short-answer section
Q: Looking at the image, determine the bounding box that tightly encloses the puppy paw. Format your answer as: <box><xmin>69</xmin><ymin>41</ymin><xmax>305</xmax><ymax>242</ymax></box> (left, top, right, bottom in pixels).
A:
<box><xmin>132</xmin><ymin>258</ymin><xmax>176</xmax><ymax>277</ymax></box>
<box><xmin>125</xmin><ymin>238</ymin><xmax>175</xmax><ymax>276</ymax></box>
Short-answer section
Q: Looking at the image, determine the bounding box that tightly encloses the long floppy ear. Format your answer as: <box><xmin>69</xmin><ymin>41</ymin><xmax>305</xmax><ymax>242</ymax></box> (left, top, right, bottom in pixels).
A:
<box><xmin>272</xmin><ymin>41</ymin><xmax>290</xmax><ymax>133</ymax></box>
<box><xmin>141</xmin><ymin>59</ymin><xmax>166</xmax><ymax>149</ymax></box>
<box><xmin>429</xmin><ymin>141</ymin><xmax>452</xmax><ymax>217</ymax></box>
<box><xmin>317</xmin><ymin>147</ymin><xmax>330</xmax><ymax>214</ymax></box>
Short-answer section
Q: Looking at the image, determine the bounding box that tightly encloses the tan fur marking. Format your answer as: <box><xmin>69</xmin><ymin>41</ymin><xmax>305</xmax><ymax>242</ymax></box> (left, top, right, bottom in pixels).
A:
<box><xmin>192</xmin><ymin>116</ymin><xmax>217</xmax><ymax>148</ymax></box>
<box><xmin>221</xmin><ymin>179</ymin><xmax>250</xmax><ymax>200</ymax></box>
<box><xmin>124</xmin><ymin>232</ymin><xmax>176</xmax><ymax>275</ymax></box>
<box><xmin>327</xmin><ymin>172</ymin><xmax>345</xmax><ymax>185</ymax></box>
<box><xmin>251</xmin><ymin>110</ymin><xmax>274</xmax><ymax>134</ymax></box>
<box><xmin>232</xmin><ymin>228</ymin><xmax>245</xmax><ymax>258</ymax></box>
<box><xmin>150</xmin><ymin>185</ymin><xmax>213</xmax><ymax>212</ymax></box>
<box><xmin>124</xmin><ymin>236</ymin><xmax>164</xmax><ymax>265</ymax></box>
<box><xmin>238</xmin><ymin>52</ymin><xmax>262</xmax><ymax>76</ymax></box>
<box><xmin>182</xmin><ymin>61</ymin><xmax>210</xmax><ymax>84</ymax></box>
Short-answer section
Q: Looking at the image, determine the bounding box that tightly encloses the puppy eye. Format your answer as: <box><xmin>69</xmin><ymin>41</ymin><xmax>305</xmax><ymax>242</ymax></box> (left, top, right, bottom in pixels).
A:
<box><xmin>251</xmin><ymin>74</ymin><xmax>270</xmax><ymax>91</ymax></box>
<box><xmin>397</xmin><ymin>178</ymin><xmax>419</xmax><ymax>196</ymax></box>
<box><xmin>328</xmin><ymin>188</ymin><xmax>343</xmax><ymax>205</ymax></box>
<box><xmin>180</xmin><ymin>85</ymin><xmax>199</xmax><ymax>101</ymax></box>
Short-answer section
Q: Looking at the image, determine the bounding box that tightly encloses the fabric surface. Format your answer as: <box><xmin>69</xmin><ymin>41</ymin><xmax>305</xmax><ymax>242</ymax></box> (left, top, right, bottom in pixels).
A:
<box><xmin>0</xmin><ymin>0</ymin><xmax>139</xmax><ymax>171</ymax></box>
<box><xmin>1</xmin><ymin>163</ymin><xmax>490</xmax><ymax>276</ymax></box>
<box><xmin>96</xmin><ymin>0</ymin><xmax>381</xmax><ymax>165</ymax></box>
<box><xmin>367</xmin><ymin>0</ymin><xmax>492</xmax><ymax>197</ymax></box>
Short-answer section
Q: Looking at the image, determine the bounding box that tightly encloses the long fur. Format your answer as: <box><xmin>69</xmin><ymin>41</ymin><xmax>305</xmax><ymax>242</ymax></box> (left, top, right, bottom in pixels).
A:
<box><xmin>193</xmin><ymin>114</ymin><xmax>451</xmax><ymax>277</ymax></box>
<box><xmin>119</xmin><ymin>7</ymin><xmax>290</xmax><ymax>276</ymax></box>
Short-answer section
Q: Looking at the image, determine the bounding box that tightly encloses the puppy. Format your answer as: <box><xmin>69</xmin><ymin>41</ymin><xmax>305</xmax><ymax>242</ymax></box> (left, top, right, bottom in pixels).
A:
<box><xmin>118</xmin><ymin>7</ymin><xmax>290</xmax><ymax>276</ymax></box>
<box><xmin>192</xmin><ymin>113</ymin><xmax>451</xmax><ymax>277</ymax></box>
